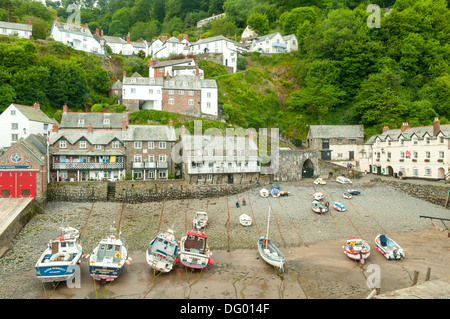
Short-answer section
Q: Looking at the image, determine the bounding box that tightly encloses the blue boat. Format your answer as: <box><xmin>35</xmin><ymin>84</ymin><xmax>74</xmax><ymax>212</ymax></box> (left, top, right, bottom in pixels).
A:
<box><xmin>35</xmin><ymin>227</ymin><xmax>83</xmax><ymax>282</ymax></box>
<box><xmin>332</xmin><ymin>201</ymin><xmax>346</xmax><ymax>212</ymax></box>
<box><xmin>347</xmin><ymin>189</ymin><xmax>361</xmax><ymax>195</ymax></box>
<box><xmin>89</xmin><ymin>234</ymin><xmax>130</xmax><ymax>282</ymax></box>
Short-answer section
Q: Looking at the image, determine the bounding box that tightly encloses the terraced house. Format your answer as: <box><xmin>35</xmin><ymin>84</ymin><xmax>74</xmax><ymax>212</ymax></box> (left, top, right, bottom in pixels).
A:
<box><xmin>363</xmin><ymin>118</ymin><xmax>450</xmax><ymax>180</ymax></box>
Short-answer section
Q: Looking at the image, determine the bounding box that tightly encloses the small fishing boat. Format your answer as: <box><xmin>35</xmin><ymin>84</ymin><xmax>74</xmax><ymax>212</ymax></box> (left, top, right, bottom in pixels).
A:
<box><xmin>336</xmin><ymin>176</ymin><xmax>352</xmax><ymax>184</ymax></box>
<box><xmin>375</xmin><ymin>234</ymin><xmax>405</xmax><ymax>260</ymax></box>
<box><xmin>332</xmin><ymin>201</ymin><xmax>346</xmax><ymax>211</ymax></box>
<box><xmin>313</xmin><ymin>191</ymin><xmax>324</xmax><ymax>201</ymax></box>
<box><xmin>192</xmin><ymin>211</ymin><xmax>209</xmax><ymax>229</ymax></box>
<box><xmin>312</xmin><ymin>200</ymin><xmax>329</xmax><ymax>214</ymax></box>
<box><xmin>270</xmin><ymin>188</ymin><xmax>280</xmax><ymax>198</ymax></box>
<box><xmin>35</xmin><ymin>226</ymin><xmax>83</xmax><ymax>282</ymax></box>
<box><xmin>146</xmin><ymin>229</ymin><xmax>179</xmax><ymax>273</ymax></box>
<box><xmin>343</xmin><ymin>237</ymin><xmax>370</xmax><ymax>263</ymax></box>
<box><xmin>89</xmin><ymin>234</ymin><xmax>130</xmax><ymax>281</ymax></box>
<box><xmin>260</xmin><ymin>188</ymin><xmax>269</xmax><ymax>198</ymax></box>
<box><xmin>239</xmin><ymin>214</ymin><xmax>252</xmax><ymax>226</ymax></box>
<box><xmin>347</xmin><ymin>189</ymin><xmax>361</xmax><ymax>195</ymax></box>
<box><xmin>279</xmin><ymin>191</ymin><xmax>290</xmax><ymax>197</ymax></box>
<box><xmin>314</xmin><ymin>178</ymin><xmax>326</xmax><ymax>185</ymax></box>
<box><xmin>343</xmin><ymin>192</ymin><xmax>352</xmax><ymax>199</ymax></box>
<box><xmin>257</xmin><ymin>207</ymin><xmax>286</xmax><ymax>272</ymax></box>
<box><xmin>179</xmin><ymin>231</ymin><xmax>213</xmax><ymax>269</ymax></box>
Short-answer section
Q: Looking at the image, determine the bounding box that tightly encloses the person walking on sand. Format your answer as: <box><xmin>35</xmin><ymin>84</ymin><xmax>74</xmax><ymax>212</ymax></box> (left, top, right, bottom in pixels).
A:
<box><xmin>242</xmin><ymin>199</ymin><xmax>246</xmax><ymax>206</ymax></box>
<box><xmin>236</xmin><ymin>201</ymin><xmax>240</xmax><ymax>208</ymax></box>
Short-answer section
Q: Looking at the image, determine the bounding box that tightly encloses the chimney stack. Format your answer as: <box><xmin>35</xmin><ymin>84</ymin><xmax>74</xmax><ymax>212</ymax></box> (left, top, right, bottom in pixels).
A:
<box><xmin>54</xmin><ymin>16</ymin><xmax>58</xmax><ymax>22</ymax></box>
<box><xmin>433</xmin><ymin>117</ymin><xmax>440</xmax><ymax>136</ymax></box>
<box><xmin>168</xmin><ymin>118</ymin><xmax>173</xmax><ymax>127</ymax></box>
<box><xmin>195</xmin><ymin>61</ymin><xmax>200</xmax><ymax>79</ymax></box>
<box><xmin>382</xmin><ymin>126</ymin><xmax>390</xmax><ymax>133</ymax></box>
<box><xmin>84</xmin><ymin>22</ymin><xmax>88</xmax><ymax>29</ymax></box>
<box><xmin>127</xmin><ymin>33</ymin><xmax>131</xmax><ymax>44</ymax></box>
<box><xmin>181</xmin><ymin>125</ymin><xmax>186</xmax><ymax>135</ymax></box>
<box><xmin>400</xmin><ymin>122</ymin><xmax>410</xmax><ymax>132</ymax></box>
<box><xmin>122</xmin><ymin>116</ymin><xmax>127</xmax><ymax>130</ymax></box>
<box><xmin>183</xmin><ymin>33</ymin><xmax>188</xmax><ymax>40</ymax></box>
<box><xmin>52</xmin><ymin>122</ymin><xmax>58</xmax><ymax>133</ymax></box>
<box><xmin>87</xmin><ymin>123</ymin><xmax>93</xmax><ymax>133</ymax></box>
<box><xmin>123</xmin><ymin>71</ymin><xmax>126</xmax><ymax>79</ymax></box>
<box><xmin>95</xmin><ymin>28</ymin><xmax>99</xmax><ymax>35</ymax></box>
<box><xmin>101</xmin><ymin>30</ymin><xmax>104</xmax><ymax>37</ymax></box>
<box><xmin>178</xmin><ymin>34</ymin><xmax>182</xmax><ymax>42</ymax></box>
<box><xmin>29</xmin><ymin>18</ymin><xmax>32</xmax><ymax>25</ymax></box>
<box><xmin>63</xmin><ymin>104</ymin><xmax>68</xmax><ymax>113</ymax></box>
<box><xmin>33</xmin><ymin>102</ymin><xmax>40</xmax><ymax>109</ymax></box>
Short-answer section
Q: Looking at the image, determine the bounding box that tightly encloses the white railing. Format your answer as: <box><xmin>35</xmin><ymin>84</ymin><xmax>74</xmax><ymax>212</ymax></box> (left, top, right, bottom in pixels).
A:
<box><xmin>53</xmin><ymin>162</ymin><xmax>124</xmax><ymax>170</ymax></box>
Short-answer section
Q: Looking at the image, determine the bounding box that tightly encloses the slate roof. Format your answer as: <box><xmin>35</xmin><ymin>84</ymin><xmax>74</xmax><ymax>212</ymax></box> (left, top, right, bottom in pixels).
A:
<box><xmin>60</xmin><ymin>112</ymin><xmax>128</xmax><ymax>129</ymax></box>
<box><xmin>52</xmin><ymin>21</ymin><xmax>93</xmax><ymax>37</ymax></box>
<box><xmin>150</xmin><ymin>59</ymin><xmax>195</xmax><ymax>68</ymax></box>
<box><xmin>49</xmin><ymin>130</ymin><xmax>124</xmax><ymax>146</ymax></box>
<box><xmin>122</xmin><ymin>125</ymin><xmax>177</xmax><ymax>142</ymax></box>
<box><xmin>370</xmin><ymin>124</ymin><xmax>450</xmax><ymax>143</ymax></box>
<box><xmin>102</xmin><ymin>35</ymin><xmax>127</xmax><ymax>44</ymax></box>
<box><xmin>0</xmin><ymin>21</ymin><xmax>32</xmax><ymax>32</ymax></box>
<box><xmin>308</xmin><ymin>125</ymin><xmax>364</xmax><ymax>139</ymax></box>
<box><xmin>12</xmin><ymin>104</ymin><xmax>55</xmax><ymax>124</ymax></box>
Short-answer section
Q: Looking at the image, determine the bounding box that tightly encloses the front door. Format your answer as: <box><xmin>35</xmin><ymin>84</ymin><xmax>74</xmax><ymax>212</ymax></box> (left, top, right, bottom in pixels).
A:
<box><xmin>227</xmin><ymin>174</ymin><xmax>233</xmax><ymax>184</ymax></box>
<box><xmin>321</xmin><ymin>151</ymin><xmax>331</xmax><ymax>160</ymax></box>
<box><xmin>349</xmin><ymin>151</ymin><xmax>354</xmax><ymax>161</ymax></box>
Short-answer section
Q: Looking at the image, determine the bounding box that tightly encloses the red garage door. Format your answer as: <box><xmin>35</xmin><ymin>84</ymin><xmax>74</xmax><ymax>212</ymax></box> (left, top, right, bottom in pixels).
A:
<box><xmin>0</xmin><ymin>171</ymin><xmax>36</xmax><ymax>198</ymax></box>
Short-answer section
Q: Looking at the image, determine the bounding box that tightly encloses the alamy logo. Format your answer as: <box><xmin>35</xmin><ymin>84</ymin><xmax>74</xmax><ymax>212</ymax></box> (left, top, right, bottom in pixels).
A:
<box><xmin>367</xmin><ymin>4</ymin><xmax>381</xmax><ymax>29</ymax></box>
<box><xmin>66</xmin><ymin>265</ymin><xmax>81</xmax><ymax>288</ymax></box>
<box><xmin>365</xmin><ymin>264</ymin><xmax>381</xmax><ymax>289</ymax></box>
<box><xmin>67</xmin><ymin>4</ymin><xmax>81</xmax><ymax>25</ymax></box>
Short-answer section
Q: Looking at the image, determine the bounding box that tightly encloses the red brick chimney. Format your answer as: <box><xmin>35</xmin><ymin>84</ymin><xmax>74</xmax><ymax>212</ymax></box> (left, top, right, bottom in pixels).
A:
<box><xmin>54</xmin><ymin>16</ymin><xmax>58</xmax><ymax>22</ymax></box>
<box><xmin>101</xmin><ymin>30</ymin><xmax>104</xmax><ymax>37</ymax></box>
<box><xmin>161</xmin><ymin>36</ymin><xmax>168</xmax><ymax>42</ymax></box>
<box><xmin>52</xmin><ymin>122</ymin><xmax>58</xmax><ymax>133</ymax></box>
<box><xmin>84</xmin><ymin>22</ymin><xmax>88</xmax><ymax>29</ymax></box>
<box><xmin>63</xmin><ymin>104</ymin><xmax>68</xmax><ymax>113</ymax></box>
<box><xmin>382</xmin><ymin>126</ymin><xmax>390</xmax><ymax>133</ymax></box>
<box><xmin>87</xmin><ymin>123</ymin><xmax>93</xmax><ymax>132</ymax></box>
<box><xmin>181</xmin><ymin>125</ymin><xmax>185</xmax><ymax>135</ymax></box>
<box><xmin>168</xmin><ymin>118</ymin><xmax>173</xmax><ymax>127</ymax></box>
<box><xmin>122</xmin><ymin>116</ymin><xmax>127</xmax><ymax>130</ymax></box>
<box><xmin>123</xmin><ymin>71</ymin><xmax>126</xmax><ymax>79</ymax></box>
<box><xmin>33</xmin><ymin>102</ymin><xmax>40</xmax><ymax>109</ymax></box>
<box><xmin>195</xmin><ymin>61</ymin><xmax>200</xmax><ymax>79</ymax></box>
<box><xmin>183</xmin><ymin>33</ymin><xmax>188</xmax><ymax>40</ymax></box>
<box><xmin>127</xmin><ymin>33</ymin><xmax>131</xmax><ymax>44</ymax></box>
<box><xmin>149</xmin><ymin>59</ymin><xmax>156</xmax><ymax>67</ymax></box>
<box><xmin>95</xmin><ymin>28</ymin><xmax>99</xmax><ymax>36</ymax></box>
<box><xmin>178</xmin><ymin>35</ymin><xmax>182</xmax><ymax>42</ymax></box>
<box><xmin>29</xmin><ymin>18</ymin><xmax>32</xmax><ymax>25</ymax></box>
<box><xmin>400</xmin><ymin>122</ymin><xmax>409</xmax><ymax>132</ymax></box>
<box><xmin>433</xmin><ymin>117</ymin><xmax>440</xmax><ymax>136</ymax></box>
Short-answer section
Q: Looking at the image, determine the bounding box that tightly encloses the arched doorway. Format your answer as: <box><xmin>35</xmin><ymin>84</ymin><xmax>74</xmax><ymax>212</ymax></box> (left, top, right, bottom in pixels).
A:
<box><xmin>302</xmin><ymin>159</ymin><xmax>315</xmax><ymax>178</ymax></box>
<box><xmin>438</xmin><ymin>167</ymin><xmax>445</xmax><ymax>179</ymax></box>
<box><xmin>386</xmin><ymin>166</ymin><xmax>394</xmax><ymax>177</ymax></box>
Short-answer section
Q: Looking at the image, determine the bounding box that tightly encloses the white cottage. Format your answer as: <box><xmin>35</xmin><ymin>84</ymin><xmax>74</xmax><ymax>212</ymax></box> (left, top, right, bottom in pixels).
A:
<box><xmin>0</xmin><ymin>20</ymin><xmax>32</xmax><ymax>39</ymax></box>
<box><xmin>50</xmin><ymin>18</ymin><xmax>104</xmax><ymax>54</ymax></box>
<box><xmin>149</xmin><ymin>35</ymin><xmax>189</xmax><ymax>59</ymax></box>
<box><xmin>250</xmin><ymin>32</ymin><xmax>298</xmax><ymax>54</ymax></box>
<box><xmin>0</xmin><ymin>103</ymin><xmax>55</xmax><ymax>150</ymax></box>
<box><xmin>148</xmin><ymin>59</ymin><xmax>203</xmax><ymax>79</ymax></box>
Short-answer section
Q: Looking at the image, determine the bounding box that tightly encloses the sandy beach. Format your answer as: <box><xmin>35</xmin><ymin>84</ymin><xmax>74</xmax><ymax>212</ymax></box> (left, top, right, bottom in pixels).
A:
<box><xmin>1</xmin><ymin>176</ymin><xmax>450</xmax><ymax>300</ymax></box>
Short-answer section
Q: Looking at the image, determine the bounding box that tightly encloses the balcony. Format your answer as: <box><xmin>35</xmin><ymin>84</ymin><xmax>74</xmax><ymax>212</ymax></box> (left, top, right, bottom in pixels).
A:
<box><xmin>188</xmin><ymin>165</ymin><xmax>260</xmax><ymax>174</ymax></box>
<box><xmin>272</xmin><ymin>42</ymin><xmax>287</xmax><ymax>49</ymax></box>
<box><xmin>157</xmin><ymin>162</ymin><xmax>168</xmax><ymax>168</ymax></box>
<box><xmin>53</xmin><ymin>162</ymin><xmax>124</xmax><ymax>170</ymax></box>
<box><xmin>133</xmin><ymin>162</ymin><xmax>163</xmax><ymax>169</ymax></box>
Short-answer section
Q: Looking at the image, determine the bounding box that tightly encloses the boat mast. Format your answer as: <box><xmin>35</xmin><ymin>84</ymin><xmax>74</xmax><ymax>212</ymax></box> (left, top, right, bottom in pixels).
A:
<box><xmin>265</xmin><ymin>207</ymin><xmax>270</xmax><ymax>249</ymax></box>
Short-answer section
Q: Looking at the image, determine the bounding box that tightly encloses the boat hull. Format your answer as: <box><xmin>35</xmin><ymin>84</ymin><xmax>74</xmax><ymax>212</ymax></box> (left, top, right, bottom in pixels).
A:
<box><xmin>89</xmin><ymin>265</ymin><xmax>123</xmax><ymax>281</ymax></box>
<box><xmin>257</xmin><ymin>237</ymin><xmax>285</xmax><ymax>270</ymax></box>
<box><xmin>179</xmin><ymin>252</ymin><xmax>209</xmax><ymax>269</ymax></box>
<box><xmin>35</xmin><ymin>263</ymin><xmax>80</xmax><ymax>282</ymax></box>
<box><xmin>375</xmin><ymin>234</ymin><xmax>405</xmax><ymax>260</ymax></box>
<box><xmin>344</xmin><ymin>237</ymin><xmax>370</xmax><ymax>261</ymax></box>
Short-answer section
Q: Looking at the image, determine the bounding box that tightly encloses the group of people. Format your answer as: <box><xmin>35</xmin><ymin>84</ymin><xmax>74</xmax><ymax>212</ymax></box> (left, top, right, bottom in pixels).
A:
<box><xmin>236</xmin><ymin>198</ymin><xmax>246</xmax><ymax>208</ymax></box>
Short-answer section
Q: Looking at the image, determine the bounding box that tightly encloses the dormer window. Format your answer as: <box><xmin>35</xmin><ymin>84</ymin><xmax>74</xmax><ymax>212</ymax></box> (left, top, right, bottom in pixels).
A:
<box><xmin>103</xmin><ymin>119</ymin><xmax>110</xmax><ymax>125</ymax></box>
<box><xmin>400</xmin><ymin>139</ymin><xmax>404</xmax><ymax>146</ymax></box>
<box><xmin>426</xmin><ymin>137</ymin><xmax>430</xmax><ymax>144</ymax></box>
<box><xmin>413</xmin><ymin>138</ymin><xmax>417</xmax><ymax>145</ymax></box>
<box><xmin>78</xmin><ymin>119</ymin><xmax>85</xmax><ymax>125</ymax></box>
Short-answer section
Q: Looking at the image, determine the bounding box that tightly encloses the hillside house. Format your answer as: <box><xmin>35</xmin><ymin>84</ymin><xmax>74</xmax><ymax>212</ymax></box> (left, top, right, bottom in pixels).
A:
<box><xmin>249</xmin><ymin>32</ymin><xmax>298</xmax><ymax>54</ymax></box>
<box><xmin>0</xmin><ymin>20</ymin><xmax>32</xmax><ymax>39</ymax></box>
<box><xmin>148</xmin><ymin>35</ymin><xmax>189</xmax><ymax>59</ymax></box>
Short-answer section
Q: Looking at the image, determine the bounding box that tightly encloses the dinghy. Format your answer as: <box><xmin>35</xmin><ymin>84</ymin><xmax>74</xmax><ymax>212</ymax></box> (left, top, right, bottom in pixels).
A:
<box><xmin>332</xmin><ymin>201</ymin><xmax>346</xmax><ymax>211</ymax></box>
<box><xmin>312</xmin><ymin>200</ymin><xmax>329</xmax><ymax>214</ymax></box>
<box><xmin>270</xmin><ymin>188</ymin><xmax>280</xmax><ymax>198</ymax></box>
<box><xmin>192</xmin><ymin>211</ymin><xmax>209</xmax><ymax>229</ymax></box>
<box><xmin>313</xmin><ymin>191</ymin><xmax>324</xmax><ymax>201</ymax></box>
<box><xmin>35</xmin><ymin>227</ymin><xmax>83</xmax><ymax>282</ymax></box>
<box><xmin>375</xmin><ymin>234</ymin><xmax>405</xmax><ymax>260</ymax></box>
<box><xmin>179</xmin><ymin>231</ymin><xmax>213</xmax><ymax>269</ymax></box>
<box><xmin>89</xmin><ymin>234</ymin><xmax>130</xmax><ymax>281</ymax></box>
<box><xmin>347</xmin><ymin>189</ymin><xmax>361</xmax><ymax>195</ymax></box>
<box><xmin>260</xmin><ymin>188</ymin><xmax>269</xmax><ymax>198</ymax></box>
<box><xmin>146</xmin><ymin>229</ymin><xmax>179</xmax><ymax>273</ymax></box>
<box><xmin>343</xmin><ymin>192</ymin><xmax>352</xmax><ymax>199</ymax></box>
<box><xmin>257</xmin><ymin>207</ymin><xmax>286</xmax><ymax>271</ymax></box>
<box><xmin>239</xmin><ymin>214</ymin><xmax>252</xmax><ymax>226</ymax></box>
<box><xmin>336</xmin><ymin>176</ymin><xmax>352</xmax><ymax>184</ymax></box>
<box><xmin>343</xmin><ymin>237</ymin><xmax>370</xmax><ymax>262</ymax></box>
<box><xmin>314</xmin><ymin>178</ymin><xmax>326</xmax><ymax>185</ymax></box>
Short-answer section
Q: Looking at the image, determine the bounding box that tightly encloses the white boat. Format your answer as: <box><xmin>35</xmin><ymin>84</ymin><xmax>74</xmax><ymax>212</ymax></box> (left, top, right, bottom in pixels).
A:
<box><xmin>314</xmin><ymin>178</ymin><xmax>326</xmax><ymax>185</ymax></box>
<box><xmin>179</xmin><ymin>231</ymin><xmax>213</xmax><ymax>269</ymax></box>
<box><xmin>347</xmin><ymin>189</ymin><xmax>361</xmax><ymax>195</ymax></box>
<box><xmin>332</xmin><ymin>201</ymin><xmax>346</xmax><ymax>211</ymax></box>
<box><xmin>257</xmin><ymin>207</ymin><xmax>286</xmax><ymax>271</ymax></box>
<box><xmin>89</xmin><ymin>234</ymin><xmax>131</xmax><ymax>281</ymax></box>
<box><xmin>336</xmin><ymin>176</ymin><xmax>352</xmax><ymax>184</ymax></box>
<box><xmin>35</xmin><ymin>226</ymin><xmax>83</xmax><ymax>282</ymax></box>
<box><xmin>260</xmin><ymin>188</ymin><xmax>269</xmax><ymax>198</ymax></box>
<box><xmin>312</xmin><ymin>200</ymin><xmax>329</xmax><ymax>214</ymax></box>
<box><xmin>313</xmin><ymin>191</ymin><xmax>324</xmax><ymax>201</ymax></box>
<box><xmin>343</xmin><ymin>237</ymin><xmax>370</xmax><ymax>263</ymax></box>
<box><xmin>343</xmin><ymin>192</ymin><xmax>352</xmax><ymax>199</ymax></box>
<box><xmin>375</xmin><ymin>234</ymin><xmax>405</xmax><ymax>260</ymax></box>
<box><xmin>239</xmin><ymin>214</ymin><xmax>252</xmax><ymax>226</ymax></box>
<box><xmin>192</xmin><ymin>211</ymin><xmax>209</xmax><ymax>229</ymax></box>
<box><xmin>146</xmin><ymin>229</ymin><xmax>179</xmax><ymax>273</ymax></box>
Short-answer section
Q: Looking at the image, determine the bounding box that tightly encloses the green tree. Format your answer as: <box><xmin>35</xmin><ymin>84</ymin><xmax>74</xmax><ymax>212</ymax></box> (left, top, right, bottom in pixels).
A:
<box><xmin>246</xmin><ymin>13</ymin><xmax>269</xmax><ymax>35</ymax></box>
<box><xmin>0</xmin><ymin>84</ymin><xmax>16</xmax><ymax>112</ymax></box>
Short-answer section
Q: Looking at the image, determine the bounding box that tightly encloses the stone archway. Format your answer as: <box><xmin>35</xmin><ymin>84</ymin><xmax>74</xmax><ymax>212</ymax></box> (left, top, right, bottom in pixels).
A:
<box><xmin>438</xmin><ymin>167</ymin><xmax>445</xmax><ymax>179</ymax></box>
<box><xmin>302</xmin><ymin>159</ymin><xmax>315</xmax><ymax>178</ymax></box>
<box><xmin>386</xmin><ymin>166</ymin><xmax>394</xmax><ymax>177</ymax></box>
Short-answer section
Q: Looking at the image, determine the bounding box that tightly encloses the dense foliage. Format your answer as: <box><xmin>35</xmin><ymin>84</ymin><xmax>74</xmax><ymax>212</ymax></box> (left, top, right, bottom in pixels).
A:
<box><xmin>0</xmin><ymin>0</ymin><xmax>449</xmax><ymax>139</ymax></box>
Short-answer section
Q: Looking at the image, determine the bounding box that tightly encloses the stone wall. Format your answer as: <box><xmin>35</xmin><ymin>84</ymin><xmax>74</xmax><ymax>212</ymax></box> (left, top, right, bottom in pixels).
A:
<box><xmin>273</xmin><ymin>150</ymin><xmax>319</xmax><ymax>181</ymax></box>
<box><xmin>47</xmin><ymin>179</ymin><xmax>259</xmax><ymax>203</ymax></box>
<box><xmin>374</xmin><ymin>178</ymin><xmax>450</xmax><ymax>208</ymax></box>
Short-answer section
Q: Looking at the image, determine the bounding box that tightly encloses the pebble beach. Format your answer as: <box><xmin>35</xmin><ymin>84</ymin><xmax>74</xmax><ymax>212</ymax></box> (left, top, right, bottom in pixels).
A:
<box><xmin>1</xmin><ymin>176</ymin><xmax>450</xmax><ymax>299</ymax></box>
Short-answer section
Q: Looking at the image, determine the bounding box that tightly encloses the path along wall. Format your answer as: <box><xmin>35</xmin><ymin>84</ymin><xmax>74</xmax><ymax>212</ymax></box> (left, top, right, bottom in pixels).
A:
<box><xmin>47</xmin><ymin>179</ymin><xmax>259</xmax><ymax>203</ymax></box>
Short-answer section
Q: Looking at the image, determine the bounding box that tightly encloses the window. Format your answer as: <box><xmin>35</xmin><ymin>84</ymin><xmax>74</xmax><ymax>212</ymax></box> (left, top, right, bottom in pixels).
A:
<box><xmin>337</xmin><ymin>139</ymin><xmax>343</xmax><ymax>145</ymax></box>
<box><xmin>60</xmin><ymin>140</ymin><xmax>66</xmax><ymax>148</ymax></box>
<box><xmin>439</xmin><ymin>136</ymin><xmax>444</xmax><ymax>144</ymax></box>
<box><xmin>158</xmin><ymin>170</ymin><xmax>167</xmax><ymax>179</ymax></box>
<box><xmin>439</xmin><ymin>151</ymin><xmax>445</xmax><ymax>158</ymax></box>
<box><xmin>206</xmin><ymin>102</ymin><xmax>211</xmax><ymax>108</ymax></box>
<box><xmin>134</xmin><ymin>154</ymin><xmax>142</xmax><ymax>162</ymax></box>
<box><xmin>413</xmin><ymin>138</ymin><xmax>418</xmax><ymax>145</ymax></box>
<box><xmin>134</xmin><ymin>171</ymin><xmax>142</xmax><ymax>179</ymax></box>
<box><xmin>148</xmin><ymin>171</ymin><xmax>155</xmax><ymax>179</ymax></box>
<box><xmin>149</xmin><ymin>89</ymin><xmax>153</xmax><ymax>94</ymax></box>
<box><xmin>11</xmin><ymin>123</ymin><xmax>18</xmax><ymax>130</ymax></box>
<box><xmin>337</xmin><ymin>153</ymin><xmax>343</xmax><ymax>158</ymax></box>
<box><xmin>426</xmin><ymin>151</ymin><xmax>431</xmax><ymax>158</ymax></box>
<box><xmin>242</xmin><ymin>173</ymin><xmax>246</xmax><ymax>180</ymax></box>
<box><xmin>169</xmin><ymin>89</ymin><xmax>174</xmax><ymax>95</ymax></box>
<box><xmin>188</xmin><ymin>99</ymin><xmax>194</xmax><ymax>106</ymax></box>
<box><xmin>413</xmin><ymin>167</ymin><xmax>419</xmax><ymax>177</ymax></box>
<box><xmin>112</xmin><ymin>141</ymin><xmax>119</xmax><ymax>149</ymax></box>
<box><xmin>400</xmin><ymin>152</ymin><xmax>405</xmax><ymax>159</ymax></box>
<box><xmin>95</xmin><ymin>145</ymin><xmax>102</xmax><ymax>150</ymax></box>
<box><xmin>131</xmin><ymin>88</ymin><xmax>136</xmax><ymax>94</ymax></box>
<box><xmin>425</xmin><ymin>167</ymin><xmax>432</xmax><ymax>176</ymax></box>
<box><xmin>159</xmin><ymin>141</ymin><xmax>166</xmax><ymax>149</ymax></box>
<box><xmin>388</xmin><ymin>140</ymin><xmax>391</xmax><ymax>146</ymax></box>
<box><xmin>159</xmin><ymin>154</ymin><xmax>167</xmax><ymax>162</ymax></box>
<box><xmin>44</xmin><ymin>124</ymin><xmax>48</xmax><ymax>131</ymax></box>
<box><xmin>206</xmin><ymin>174</ymin><xmax>212</xmax><ymax>181</ymax></box>
<box><xmin>207</xmin><ymin>92</ymin><xmax>211</xmax><ymax>98</ymax></box>
<box><xmin>148</xmin><ymin>154</ymin><xmax>155</xmax><ymax>162</ymax></box>
<box><xmin>198</xmin><ymin>174</ymin><xmax>203</xmax><ymax>181</ymax></box>
<box><xmin>400</xmin><ymin>139</ymin><xmax>404</xmax><ymax>146</ymax></box>
<box><xmin>188</xmin><ymin>90</ymin><xmax>194</xmax><ymax>96</ymax></box>
<box><xmin>134</xmin><ymin>141</ymin><xmax>142</xmax><ymax>149</ymax></box>
<box><xmin>10</xmin><ymin>152</ymin><xmax>22</xmax><ymax>163</ymax></box>
<box><xmin>10</xmin><ymin>110</ymin><xmax>15</xmax><ymax>115</ymax></box>
<box><xmin>78</xmin><ymin>119</ymin><xmax>85</xmax><ymax>125</ymax></box>
<box><xmin>168</xmin><ymin>98</ymin><xmax>174</xmax><ymax>105</ymax></box>
<box><xmin>387</xmin><ymin>152</ymin><xmax>391</xmax><ymax>159</ymax></box>
<box><xmin>148</xmin><ymin>141</ymin><xmax>154</xmax><ymax>149</ymax></box>
<box><xmin>103</xmin><ymin>119</ymin><xmax>110</xmax><ymax>125</ymax></box>
<box><xmin>179</xmin><ymin>90</ymin><xmax>184</xmax><ymax>95</ymax></box>
<box><xmin>413</xmin><ymin>151</ymin><xmax>418</xmax><ymax>159</ymax></box>
<box><xmin>80</xmin><ymin>141</ymin><xmax>86</xmax><ymax>148</ymax></box>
